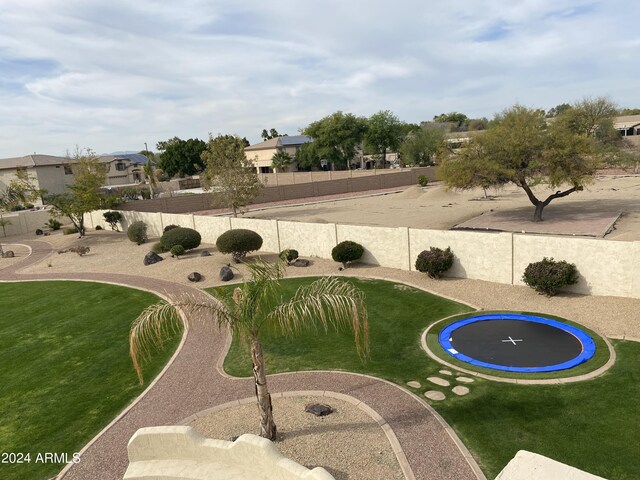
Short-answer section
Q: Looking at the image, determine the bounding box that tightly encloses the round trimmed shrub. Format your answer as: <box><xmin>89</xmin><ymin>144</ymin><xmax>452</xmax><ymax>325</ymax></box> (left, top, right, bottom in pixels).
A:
<box><xmin>170</xmin><ymin>245</ymin><xmax>186</xmax><ymax>258</ymax></box>
<box><xmin>331</xmin><ymin>241</ymin><xmax>364</xmax><ymax>268</ymax></box>
<box><xmin>163</xmin><ymin>224</ymin><xmax>179</xmax><ymax>233</ymax></box>
<box><xmin>95</xmin><ymin>225</ymin><xmax>103</xmax><ymax>231</ymax></box>
<box><xmin>415</xmin><ymin>247</ymin><xmax>454</xmax><ymax>278</ymax></box>
<box><xmin>279</xmin><ymin>248</ymin><xmax>299</xmax><ymax>264</ymax></box>
<box><xmin>127</xmin><ymin>221</ymin><xmax>148</xmax><ymax>245</ymax></box>
<box><xmin>418</xmin><ymin>175</ymin><xmax>429</xmax><ymax>187</ymax></box>
<box><xmin>160</xmin><ymin>227</ymin><xmax>201</xmax><ymax>251</ymax></box>
<box><xmin>522</xmin><ymin>257</ymin><xmax>579</xmax><ymax>296</ymax></box>
<box><xmin>216</xmin><ymin>229</ymin><xmax>263</xmax><ymax>261</ymax></box>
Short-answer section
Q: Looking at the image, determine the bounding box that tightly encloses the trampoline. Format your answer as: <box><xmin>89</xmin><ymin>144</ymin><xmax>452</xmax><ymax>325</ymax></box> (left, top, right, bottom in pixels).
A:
<box><xmin>438</xmin><ymin>313</ymin><xmax>596</xmax><ymax>373</ymax></box>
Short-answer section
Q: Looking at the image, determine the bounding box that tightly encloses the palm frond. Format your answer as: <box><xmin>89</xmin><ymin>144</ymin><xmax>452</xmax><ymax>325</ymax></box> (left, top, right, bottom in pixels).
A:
<box><xmin>264</xmin><ymin>277</ymin><xmax>369</xmax><ymax>358</ymax></box>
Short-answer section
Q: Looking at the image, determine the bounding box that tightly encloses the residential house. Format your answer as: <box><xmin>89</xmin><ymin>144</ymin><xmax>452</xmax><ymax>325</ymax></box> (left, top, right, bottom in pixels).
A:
<box><xmin>245</xmin><ymin>135</ymin><xmax>312</xmax><ymax>173</ymax></box>
<box><xmin>614</xmin><ymin>115</ymin><xmax>640</xmax><ymax>147</ymax></box>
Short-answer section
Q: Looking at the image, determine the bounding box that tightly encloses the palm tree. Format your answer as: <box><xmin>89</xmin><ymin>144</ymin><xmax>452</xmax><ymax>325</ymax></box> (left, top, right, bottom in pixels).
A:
<box><xmin>129</xmin><ymin>260</ymin><xmax>369</xmax><ymax>440</ymax></box>
<box><xmin>271</xmin><ymin>150</ymin><xmax>293</xmax><ymax>173</ymax></box>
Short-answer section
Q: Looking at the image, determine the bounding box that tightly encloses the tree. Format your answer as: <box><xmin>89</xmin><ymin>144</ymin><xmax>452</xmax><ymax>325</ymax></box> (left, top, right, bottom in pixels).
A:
<box><xmin>400</xmin><ymin>124</ymin><xmax>446</xmax><ymax>166</ymax></box>
<box><xmin>303</xmin><ymin>111</ymin><xmax>368</xmax><ymax>170</ymax></box>
<box><xmin>156</xmin><ymin>137</ymin><xmax>206</xmax><ymax>178</ymax></box>
<box><xmin>201</xmin><ymin>134</ymin><xmax>263</xmax><ymax>217</ymax></box>
<box><xmin>439</xmin><ymin>102</ymin><xmax>619</xmax><ymax>222</ymax></box>
<box><xmin>433</xmin><ymin>112</ymin><xmax>469</xmax><ymax>131</ymax></box>
<box><xmin>271</xmin><ymin>150</ymin><xmax>293</xmax><ymax>172</ymax></box>
<box><xmin>46</xmin><ymin>148</ymin><xmax>107</xmax><ymax>236</ymax></box>
<box><xmin>140</xmin><ymin>150</ymin><xmax>158</xmax><ymax>198</ymax></box>
<box><xmin>546</xmin><ymin>103</ymin><xmax>572</xmax><ymax>118</ymax></box>
<box><xmin>620</xmin><ymin>108</ymin><xmax>640</xmax><ymax>115</ymax></box>
<box><xmin>364</xmin><ymin>110</ymin><xmax>405</xmax><ymax>167</ymax></box>
<box><xmin>261</xmin><ymin>129</ymin><xmax>286</xmax><ymax>141</ymax></box>
<box><xmin>130</xmin><ymin>260</ymin><xmax>368</xmax><ymax>440</ymax></box>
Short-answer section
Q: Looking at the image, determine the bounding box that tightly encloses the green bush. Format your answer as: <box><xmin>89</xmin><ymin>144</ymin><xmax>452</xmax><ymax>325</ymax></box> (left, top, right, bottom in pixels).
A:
<box><xmin>127</xmin><ymin>221</ymin><xmax>148</xmax><ymax>245</ymax></box>
<box><xmin>10</xmin><ymin>204</ymin><xmax>25</xmax><ymax>211</ymax></box>
<box><xmin>418</xmin><ymin>175</ymin><xmax>429</xmax><ymax>187</ymax></box>
<box><xmin>216</xmin><ymin>229</ymin><xmax>263</xmax><ymax>261</ymax></box>
<box><xmin>140</xmin><ymin>188</ymin><xmax>151</xmax><ymax>200</ymax></box>
<box><xmin>62</xmin><ymin>226</ymin><xmax>78</xmax><ymax>235</ymax></box>
<box><xmin>331</xmin><ymin>241</ymin><xmax>364</xmax><ymax>268</ymax></box>
<box><xmin>103</xmin><ymin>211</ymin><xmax>123</xmax><ymax>231</ymax></box>
<box><xmin>160</xmin><ymin>227</ymin><xmax>201</xmax><ymax>251</ymax></box>
<box><xmin>170</xmin><ymin>245</ymin><xmax>186</xmax><ymax>258</ymax></box>
<box><xmin>151</xmin><ymin>241</ymin><xmax>168</xmax><ymax>254</ymax></box>
<box><xmin>522</xmin><ymin>257</ymin><xmax>579</xmax><ymax>296</ymax></box>
<box><xmin>95</xmin><ymin>225</ymin><xmax>103</xmax><ymax>231</ymax></box>
<box><xmin>163</xmin><ymin>224</ymin><xmax>179</xmax><ymax>233</ymax></box>
<box><xmin>415</xmin><ymin>247</ymin><xmax>454</xmax><ymax>278</ymax></box>
<box><xmin>46</xmin><ymin>218</ymin><xmax>62</xmax><ymax>230</ymax></box>
<box><xmin>279</xmin><ymin>248</ymin><xmax>299</xmax><ymax>264</ymax></box>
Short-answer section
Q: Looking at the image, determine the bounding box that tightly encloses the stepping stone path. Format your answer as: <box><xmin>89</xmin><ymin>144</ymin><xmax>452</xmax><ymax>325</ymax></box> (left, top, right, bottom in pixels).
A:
<box><xmin>424</xmin><ymin>391</ymin><xmax>446</xmax><ymax>401</ymax></box>
<box><xmin>427</xmin><ymin>376</ymin><xmax>450</xmax><ymax>387</ymax></box>
<box><xmin>452</xmin><ymin>386</ymin><xmax>470</xmax><ymax>396</ymax></box>
<box><xmin>439</xmin><ymin>369</ymin><xmax>453</xmax><ymax>376</ymax></box>
<box><xmin>406</xmin><ymin>381</ymin><xmax>421</xmax><ymax>388</ymax></box>
<box><xmin>456</xmin><ymin>376</ymin><xmax>475</xmax><ymax>384</ymax></box>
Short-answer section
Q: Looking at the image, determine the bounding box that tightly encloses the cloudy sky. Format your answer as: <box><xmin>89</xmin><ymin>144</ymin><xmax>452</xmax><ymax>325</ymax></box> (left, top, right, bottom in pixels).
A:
<box><xmin>0</xmin><ymin>0</ymin><xmax>638</xmax><ymax>158</ymax></box>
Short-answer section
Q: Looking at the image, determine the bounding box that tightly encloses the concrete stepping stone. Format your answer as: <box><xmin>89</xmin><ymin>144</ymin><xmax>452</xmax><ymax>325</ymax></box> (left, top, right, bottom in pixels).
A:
<box><xmin>406</xmin><ymin>381</ymin><xmax>421</xmax><ymax>388</ymax></box>
<box><xmin>452</xmin><ymin>386</ymin><xmax>470</xmax><ymax>396</ymax></box>
<box><xmin>456</xmin><ymin>376</ymin><xmax>475</xmax><ymax>384</ymax></box>
<box><xmin>439</xmin><ymin>369</ymin><xmax>453</xmax><ymax>376</ymax></box>
<box><xmin>424</xmin><ymin>391</ymin><xmax>446</xmax><ymax>401</ymax></box>
<box><xmin>427</xmin><ymin>376</ymin><xmax>450</xmax><ymax>387</ymax></box>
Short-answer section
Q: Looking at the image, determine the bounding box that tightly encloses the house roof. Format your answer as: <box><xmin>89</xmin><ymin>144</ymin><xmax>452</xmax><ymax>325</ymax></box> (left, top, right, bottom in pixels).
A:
<box><xmin>0</xmin><ymin>153</ymin><xmax>149</xmax><ymax>171</ymax></box>
<box><xmin>614</xmin><ymin>115</ymin><xmax>640</xmax><ymax>130</ymax></box>
<box><xmin>245</xmin><ymin>135</ymin><xmax>312</xmax><ymax>151</ymax></box>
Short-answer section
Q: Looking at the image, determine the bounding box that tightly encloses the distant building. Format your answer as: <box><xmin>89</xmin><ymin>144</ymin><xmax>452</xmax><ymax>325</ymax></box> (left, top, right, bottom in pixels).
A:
<box><xmin>614</xmin><ymin>115</ymin><xmax>640</xmax><ymax>146</ymax></box>
<box><xmin>245</xmin><ymin>136</ymin><xmax>312</xmax><ymax>173</ymax></box>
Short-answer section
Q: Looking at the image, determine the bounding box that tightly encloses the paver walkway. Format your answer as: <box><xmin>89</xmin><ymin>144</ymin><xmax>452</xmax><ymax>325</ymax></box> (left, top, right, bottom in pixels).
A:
<box><xmin>0</xmin><ymin>241</ymin><xmax>481</xmax><ymax>480</ymax></box>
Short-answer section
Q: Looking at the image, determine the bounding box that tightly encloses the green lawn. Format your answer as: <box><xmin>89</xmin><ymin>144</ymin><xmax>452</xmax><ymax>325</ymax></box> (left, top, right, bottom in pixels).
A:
<box><xmin>211</xmin><ymin>277</ymin><xmax>640</xmax><ymax>480</ymax></box>
<box><xmin>0</xmin><ymin>281</ymin><xmax>182</xmax><ymax>480</ymax></box>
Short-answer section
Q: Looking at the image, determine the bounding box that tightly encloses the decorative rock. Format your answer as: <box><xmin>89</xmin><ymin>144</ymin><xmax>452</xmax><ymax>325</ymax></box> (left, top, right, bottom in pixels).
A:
<box><xmin>143</xmin><ymin>251</ymin><xmax>164</xmax><ymax>266</ymax></box>
<box><xmin>292</xmin><ymin>258</ymin><xmax>310</xmax><ymax>267</ymax></box>
<box><xmin>424</xmin><ymin>391</ymin><xmax>446</xmax><ymax>401</ymax></box>
<box><xmin>452</xmin><ymin>386</ymin><xmax>470</xmax><ymax>396</ymax></box>
<box><xmin>439</xmin><ymin>369</ymin><xmax>453</xmax><ymax>376</ymax></box>
<box><xmin>456</xmin><ymin>376</ymin><xmax>475</xmax><ymax>384</ymax></box>
<box><xmin>219</xmin><ymin>266</ymin><xmax>234</xmax><ymax>281</ymax></box>
<box><xmin>200</xmin><ymin>250</ymin><xmax>211</xmax><ymax>257</ymax></box>
<box><xmin>427</xmin><ymin>376</ymin><xmax>450</xmax><ymax>387</ymax></box>
<box><xmin>2</xmin><ymin>250</ymin><xmax>15</xmax><ymax>258</ymax></box>
<box><xmin>35</xmin><ymin>228</ymin><xmax>44</xmax><ymax>236</ymax></box>
<box><xmin>305</xmin><ymin>403</ymin><xmax>333</xmax><ymax>417</ymax></box>
<box><xmin>406</xmin><ymin>381</ymin><xmax>421</xmax><ymax>388</ymax></box>
<box><xmin>187</xmin><ymin>272</ymin><xmax>202</xmax><ymax>282</ymax></box>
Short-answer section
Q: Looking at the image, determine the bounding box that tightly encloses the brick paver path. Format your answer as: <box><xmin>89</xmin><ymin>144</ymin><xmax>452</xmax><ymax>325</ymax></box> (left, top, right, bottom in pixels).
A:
<box><xmin>0</xmin><ymin>241</ymin><xmax>480</xmax><ymax>480</ymax></box>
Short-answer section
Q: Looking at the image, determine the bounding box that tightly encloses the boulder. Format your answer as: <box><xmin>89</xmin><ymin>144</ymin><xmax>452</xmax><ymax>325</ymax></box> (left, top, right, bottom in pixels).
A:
<box><xmin>35</xmin><ymin>229</ymin><xmax>43</xmax><ymax>236</ymax></box>
<box><xmin>143</xmin><ymin>251</ymin><xmax>164</xmax><ymax>266</ymax></box>
<box><xmin>188</xmin><ymin>272</ymin><xmax>202</xmax><ymax>282</ymax></box>
<box><xmin>292</xmin><ymin>258</ymin><xmax>310</xmax><ymax>267</ymax></box>
<box><xmin>219</xmin><ymin>266</ymin><xmax>234</xmax><ymax>281</ymax></box>
<box><xmin>2</xmin><ymin>250</ymin><xmax>15</xmax><ymax>258</ymax></box>
<box><xmin>200</xmin><ymin>250</ymin><xmax>211</xmax><ymax>257</ymax></box>
<box><xmin>305</xmin><ymin>403</ymin><xmax>333</xmax><ymax>417</ymax></box>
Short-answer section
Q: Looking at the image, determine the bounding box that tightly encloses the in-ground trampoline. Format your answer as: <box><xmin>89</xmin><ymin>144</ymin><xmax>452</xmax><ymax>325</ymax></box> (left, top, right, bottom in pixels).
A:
<box><xmin>439</xmin><ymin>313</ymin><xmax>596</xmax><ymax>373</ymax></box>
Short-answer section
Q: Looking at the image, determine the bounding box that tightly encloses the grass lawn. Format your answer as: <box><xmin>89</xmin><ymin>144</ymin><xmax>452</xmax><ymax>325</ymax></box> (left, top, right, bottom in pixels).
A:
<box><xmin>0</xmin><ymin>281</ymin><xmax>182</xmax><ymax>480</ymax></box>
<box><xmin>211</xmin><ymin>277</ymin><xmax>640</xmax><ymax>480</ymax></box>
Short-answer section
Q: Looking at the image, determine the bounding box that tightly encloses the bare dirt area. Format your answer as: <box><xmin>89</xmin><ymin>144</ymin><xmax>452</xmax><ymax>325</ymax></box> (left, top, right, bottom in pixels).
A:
<box><xmin>242</xmin><ymin>176</ymin><xmax>640</xmax><ymax>240</ymax></box>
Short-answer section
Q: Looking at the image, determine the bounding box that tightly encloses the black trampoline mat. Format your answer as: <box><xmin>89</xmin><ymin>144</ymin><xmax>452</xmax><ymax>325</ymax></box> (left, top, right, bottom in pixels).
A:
<box><xmin>449</xmin><ymin>319</ymin><xmax>584</xmax><ymax>368</ymax></box>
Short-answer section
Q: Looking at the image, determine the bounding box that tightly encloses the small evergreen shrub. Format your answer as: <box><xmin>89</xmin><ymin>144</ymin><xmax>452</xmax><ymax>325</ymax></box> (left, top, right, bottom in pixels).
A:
<box><xmin>216</xmin><ymin>229</ymin><xmax>263</xmax><ymax>261</ymax></box>
<box><xmin>418</xmin><ymin>175</ymin><xmax>429</xmax><ymax>187</ymax></box>
<box><xmin>10</xmin><ymin>204</ymin><xmax>25</xmax><ymax>211</ymax></box>
<box><xmin>170</xmin><ymin>245</ymin><xmax>185</xmax><ymax>258</ymax></box>
<box><xmin>331</xmin><ymin>241</ymin><xmax>364</xmax><ymax>268</ymax></box>
<box><xmin>24</xmin><ymin>203</ymin><xmax>34</xmax><ymax>209</ymax></box>
<box><xmin>95</xmin><ymin>225</ymin><xmax>103</xmax><ymax>230</ymax></box>
<box><xmin>163</xmin><ymin>224</ymin><xmax>179</xmax><ymax>233</ymax></box>
<box><xmin>151</xmin><ymin>241</ymin><xmax>169</xmax><ymax>254</ymax></box>
<box><xmin>279</xmin><ymin>248</ymin><xmax>299</xmax><ymax>264</ymax></box>
<box><xmin>415</xmin><ymin>247</ymin><xmax>454</xmax><ymax>278</ymax></box>
<box><xmin>46</xmin><ymin>218</ymin><xmax>62</xmax><ymax>230</ymax></box>
<box><xmin>160</xmin><ymin>227</ymin><xmax>201</xmax><ymax>251</ymax></box>
<box><xmin>103</xmin><ymin>211</ymin><xmax>123</xmax><ymax>231</ymax></box>
<box><xmin>522</xmin><ymin>257</ymin><xmax>579</xmax><ymax>296</ymax></box>
<box><xmin>62</xmin><ymin>226</ymin><xmax>78</xmax><ymax>235</ymax></box>
<box><xmin>127</xmin><ymin>221</ymin><xmax>148</xmax><ymax>245</ymax></box>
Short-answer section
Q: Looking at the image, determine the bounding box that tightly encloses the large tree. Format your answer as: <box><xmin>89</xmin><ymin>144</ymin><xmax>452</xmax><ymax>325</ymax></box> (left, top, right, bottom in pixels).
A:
<box><xmin>46</xmin><ymin>148</ymin><xmax>107</xmax><ymax>236</ymax></box>
<box><xmin>302</xmin><ymin>111</ymin><xmax>368</xmax><ymax>170</ymax></box>
<box><xmin>271</xmin><ymin>150</ymin><xmax>293</xmax><ymax>173</ymax></box>
<box><xmin>261</xmin><ymin>129</ymin><xmax>286</xmax><ymax>141</ymax></box>
<box><xmin>130</xmin><ymin>260</ymin><xmax>368</xmax><ymax>440</ymax></box>
<box><xmin>201</xmin><ymin>134</ymin><xmax>263</xmax><ymax>217</ymax></box>
<box><xmin>439</xmin><ymin>100</ymin><xmax>621</xmax><ymax>222</ymax></box>
<box><xmin>400</xmin><ymin>124</ymin><xmax>446</xmax><ymax>166</ymax></box>
<box><xmin>156</xmin><ymin>136</ymin><xmax>206</xmax><ymax>178</ymax></box>
<box><xmin>364</xmin><ymin>110</ymin><xmax>405</xmax><ymax>167</ymax></box>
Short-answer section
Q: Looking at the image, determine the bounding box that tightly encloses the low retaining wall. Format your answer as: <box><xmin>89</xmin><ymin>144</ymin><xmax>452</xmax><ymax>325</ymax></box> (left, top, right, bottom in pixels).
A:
<box><xmin>0</xmin><ymin>209</ymin><xmax>54</xmax><ymax>237</ymax></box>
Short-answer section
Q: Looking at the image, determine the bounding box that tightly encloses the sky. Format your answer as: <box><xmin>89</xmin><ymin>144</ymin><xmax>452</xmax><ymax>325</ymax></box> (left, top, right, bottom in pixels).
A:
<box><xmin>0</xmin><ymin>0</ymin><xmax>638</xmax><ymax>158</ymax></box>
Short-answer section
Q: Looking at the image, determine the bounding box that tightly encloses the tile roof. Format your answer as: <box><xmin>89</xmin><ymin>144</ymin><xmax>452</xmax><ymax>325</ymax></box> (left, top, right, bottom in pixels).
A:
<box><xmin>245</xmin><ymin>135</ymin><xmax>312</xmax><ymax>151</ymax></box>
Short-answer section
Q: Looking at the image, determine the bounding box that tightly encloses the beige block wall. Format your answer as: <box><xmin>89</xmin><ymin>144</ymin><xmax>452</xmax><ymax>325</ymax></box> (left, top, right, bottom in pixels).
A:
<box><xmin>337</xmin><ymin>224</ymin><xmax>410</xmax><ymax>270</ymax></box>
<box><xmin>409</xmin><ymin>229</ymin><xmax>513</xmax><ymax>284</ymax></box>
<box><xmin>513</xmin><ymin>234</ymin><xmax>638</xmax><ymax>297</ymax></box>
<box><xmin>162</xmin><ymin>213</ymin><xmax>196</xmax><ymax>230</ymax></box>
<box><xmin>230</xmin><ymin>217</ymin><xmax>280</xmax><ymax>254</ymax></box>
<box><xmin>0</xmin><ymin>209</ymin><xmax>54</xmax><ymax>237</ymax></box>
<box><xmin>193</xmin><ymin>215</ymin><xmax>232</xmax><ymax>244</ymax></box>
<box><xmin>277</xmin><ymin>221</ymin><xmax>337</xmax><ymax>259</ymax></box>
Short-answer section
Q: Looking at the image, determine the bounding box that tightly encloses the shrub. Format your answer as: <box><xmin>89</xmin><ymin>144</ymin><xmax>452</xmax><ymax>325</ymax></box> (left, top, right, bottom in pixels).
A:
<box><xmin>522</xmin><ymin>257</ymin><xmax>579</xmax><ymax>296</ymax></box>
<box><xmin>331</xmin><ymin>241</ymin><xmax>364</xmax><ymax>268</ymax></box>
<box><xmin>10</xmin><ymin>204</ymin><xmax>25</xmax><ymax>211</ymax></box>
<box><xmin>46</xmin><ymin>218</ymin><xmax>62</xmax><ymax>230</ymax></box>
<box><xmin>170</xmin><ymin>244</ymin><xmax>185</xmax><ymax>258</ymax></box>
<box><xmin>216</xmin><ymin>229</ymin><xmax>263</xmax><ymax>262</ymax></box>
<box><xmin>151</xmin><ymin>241</ymin><xmax>168</xmax><ymax>254</ymax></box>
<box><xmin>62</xmin><ymin>226</ymin><xmax>78</xmax><ymax>235</ymax></box>
<box><xmin>103</xmin><ymin>211</ymin><xmax>123</xmax><ymax>231</ymax></box>
<box><xmin>95</xmin><ymin>225</ymin><xmax>103</xmax><ymax>230</ymax></box>
<box><xmin>140</xmin><ymin>188</ymin><xmax>151</xmax><ymax>200</ymax></box>
<box><xmin>24</xmin><ymin>203</ymin><xmax>34</xmax><ymax>209</ymax></box>
<box><xmin>418</xmin><ymin>175</ymin><xmax>429</xmax><ymax>187</ymax></box>
<box><xmin>160</xmin><ymin>227</ymin><xmax>201</xmax><ymax>251</ymax></box>
<box><xmin>163</xmin><ymin>224</ymin><xmax>179</xmax><ymax>233</ymax></box>
<box><xmin>279</xmin><ymin>248</ymin><xmax>299</xmax><ymax>264</ymax></box>
<box><xmin>415</xmin><ymin>247</ymin><xmax>454</xmax><ymax>278</ymax></box>
<box><xmin>127</xmin><ymin>221</ymin><xmax>148</xmax><ymax>245</ymax></box>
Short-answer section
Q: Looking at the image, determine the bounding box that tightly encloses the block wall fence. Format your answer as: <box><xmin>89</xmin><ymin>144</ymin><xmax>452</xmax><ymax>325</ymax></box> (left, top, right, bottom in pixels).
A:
<box><xmin>87</xmin><ymin>209</ymin><xmax>640</xmax><ymax>300</ymax></box>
